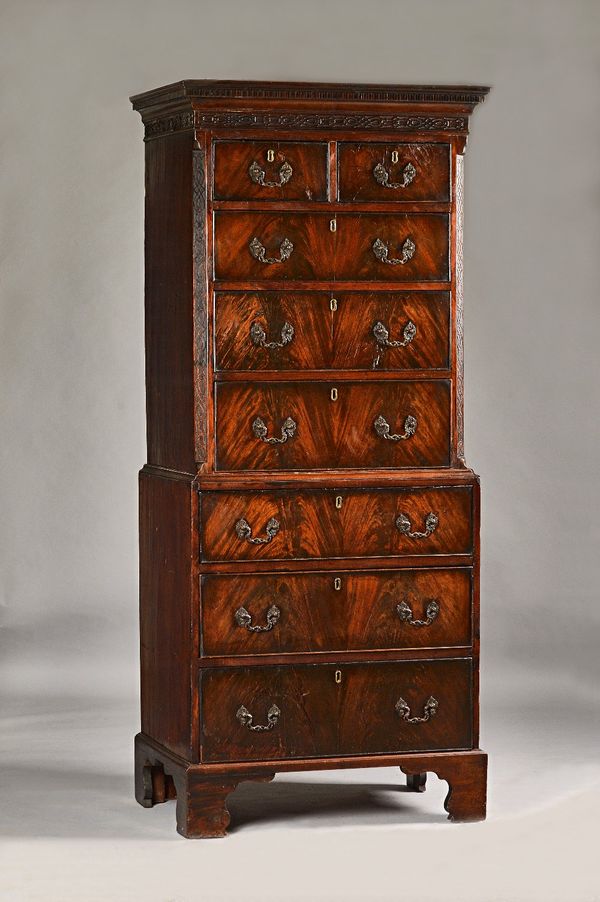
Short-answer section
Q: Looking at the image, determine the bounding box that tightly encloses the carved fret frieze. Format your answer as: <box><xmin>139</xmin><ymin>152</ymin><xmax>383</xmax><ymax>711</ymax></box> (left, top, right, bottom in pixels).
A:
<box><xmin>144</xmin><ymin>109</ymin><xmax>468</xmax><ymax>139</ymax></box>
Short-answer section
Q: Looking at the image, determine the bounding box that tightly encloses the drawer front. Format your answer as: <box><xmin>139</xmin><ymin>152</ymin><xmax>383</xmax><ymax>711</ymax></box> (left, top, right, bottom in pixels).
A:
<box><xmin>215</xmin><ymin>380</ymin><xmax>451</xmax><ymax>471</ymax></box>
<box><xmin>213</xmin><ymin>140</ymin><xmax>329</xmax><ymax>201</ymax></box>
<box><xmin>213</xmin><ymin>213</ymin><xmax>449</xmax><ymax>282</ymax></box>
<box><xmin>201</xmin><ymin>568</ymin><xmax>472</xmax><ymax>656</ymax></box>
<box><xmin>201</xmin><ymin>486</ymin><xmax>473</xmax><ymax>562</ymax></box>
<box><xmin>214</xmin><ymin>291</ymin><xmax>450</xmax><ymax>372</ymax></box>
<box><xmin>200</xmin><ymin>658</ymin><xmax>473</xmax><ymax>762</ymax></box>
<box><xmin>214</xmin><ymin>212</ymin><xmax>335</xmax><ymax>281</ymax></box>
<box><xmin>335</xmin><ymin>214</ymin><xmax>449</xmax><ymax>282</ymax></box>
<box><xmin>338</xmin><ymin>142</ymin><xmax>451</xmax><ymax>202</ymax></box>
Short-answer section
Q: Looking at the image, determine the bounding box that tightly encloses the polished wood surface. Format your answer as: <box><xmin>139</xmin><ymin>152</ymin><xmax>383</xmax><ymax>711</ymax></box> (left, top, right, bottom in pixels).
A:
<box><xmin>201</xmin><ymin>486</ymin><xmax>473</xmax><ymax>562</ymax></box>
<box><xmin>215</xmin><ymin>380</ymin><xmax>451</xmax><ymax>470</ymax></box>
<box><xmin>213</xmin><ymin>212</ymin><xmax>449</xmax><ymax>282</ymax></box>
<box><xmin>213</xmin><ymin>140</ymin><xmax>329</xmax><ymax>201</ymax></box>
<box><xmin>133</xmin><ymin>79</ymin><xmax>488</xmax><ymax>836</ymax></box>
<box><xmin>200</xmin><ymin>658</ymin><xmax>472</xmax><ymax>762</ymax></box>
<box><xmin>214</xmin><ymin>291</ymin><xmax>450</xmax><ymax>372</ymax></box>
<box><xmin>338</xmin><ymin>142</ymin><xmax>451</xmax><ymax>202</ymax></box>
<box><xmin>201</xmin><ymin>567</ymin><xmax>472</xmax><ymax>656</ymax></box>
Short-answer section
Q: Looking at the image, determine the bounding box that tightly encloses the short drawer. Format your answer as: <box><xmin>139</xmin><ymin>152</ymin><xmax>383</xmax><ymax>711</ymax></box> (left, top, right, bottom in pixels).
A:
<box><xmin>200</xmin><ymin>486</ymin><xmax>474</xmax><ymax>562</ymax></box>
<box><xmin>338</xmin><ymin>142</ymin><xmax>451</xmax><ymax>202</ymax></box>
<box><xmin>200</xmin><ymin>658</ymin><xmax>473</xmax><ymax>762</ymax></box>
<box><xmin>213</xmin><ymin>141</ymin><xmax>329</xmax><ymax>201</ymax></box>
<box><xmin>201</xmin><ymin>568</ymin><xmax>472</xmax><ymax>656</ymax></box>
<box><xmin>214</xmin><ymin>291</ymin><xmax>451</xmax><ymax>372</ymax></box>
<box><xmin>213</xmin><ymin>213</ymin><xmax>449</xmax><ymax>282</ymax></box>
<box><xmin>215</xmin><ymin>380</ymin><xmax>451</xmax><ymax>471</ymax></box>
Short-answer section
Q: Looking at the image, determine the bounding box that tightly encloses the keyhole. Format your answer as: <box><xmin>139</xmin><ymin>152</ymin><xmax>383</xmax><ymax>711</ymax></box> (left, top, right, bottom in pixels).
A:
<box><xmin>330</xmin><ymin>218</ymin><xmax>337</xmax><ymax>232</ymax></box>
<box><xmin>335</xmin><ymin>669</ymin><xmax>342</xmax><ymax>684</ymax></box>
<box><xmin>267</xmin><ymin>149</ymin><xmax>275</xmax><ymax>162</ymax></box>
<box><xmin>391</xmin><ymin>150</ymin><xmax>399</xmax><ymax>164</ymax></box>
<box><xmin>334</xmin><ymin>577</ymin><xmax>342</xmax><ymax>591</ymax></box>
<box><xmin>330</xmin><ymin>298</ymin><xmax>338</xmax><ymax>312</ymax></box>
<box><xmin>330</xmin><ymin>388</ymin><xmax>338</xmax><ymax>402</ymax></box>
<box><xmin>335</xmin><ymin>495</ymin><xmax>343</xmax><ymax>509</ymax></box>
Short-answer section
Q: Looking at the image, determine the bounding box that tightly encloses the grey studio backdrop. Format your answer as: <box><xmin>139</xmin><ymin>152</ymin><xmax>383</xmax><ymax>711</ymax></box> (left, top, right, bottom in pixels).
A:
<box><xmin>1</xmin><ymin>1</ymin><xmax>599</xmax><ymax>900</ymax></box>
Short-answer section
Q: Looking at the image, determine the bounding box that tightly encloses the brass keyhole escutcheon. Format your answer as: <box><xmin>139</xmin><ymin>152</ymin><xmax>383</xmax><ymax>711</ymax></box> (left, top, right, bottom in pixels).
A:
<box><xmin>335</xmin><ymin>669</ymin><xmax>342</xmax><ymax>684</ymax></box>
<box><xmin>334</xmin><ymin>577</ymin><xmax>342</xmax><ymax>591</ymax></box>
<box><xmin>330</xmin><ymin>218</ymin><xmax>337</xmax><ymax>232</ymax></box>
<box><xmin>330</xmin><ymin>388</ymin><xmax>338</xmax><ymax>402</ymax></box>
<box><xmin>267</xmin><ymin>148</ymin><xmax>275</xmax><ymax>162</ymax></box>
<box><xmin>391</xmin><ymin>149</ymin><xmax>399</xmax><ymax>164</ymax></box>
<box><xmin>330</xmin><ymin>298</ymin><xmax>338</xmax><ymax>312</ymax></box>
<box><xmin>335</xmin><ymin>495</ymin><xmax>343</xmax><ymax>509</ymax></box>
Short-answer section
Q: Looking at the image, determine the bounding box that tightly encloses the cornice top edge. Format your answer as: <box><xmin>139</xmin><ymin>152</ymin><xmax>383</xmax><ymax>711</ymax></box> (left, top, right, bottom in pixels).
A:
<box><xmin>130</xmin><ymin>79</ymin><xmax>491</xmax><ymax>113</ymax></box>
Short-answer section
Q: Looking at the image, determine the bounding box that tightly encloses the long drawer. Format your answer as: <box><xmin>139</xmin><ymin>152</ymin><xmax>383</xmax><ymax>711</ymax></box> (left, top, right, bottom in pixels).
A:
<box><xmin>213</xmin><ymin>212</ymin><xmax>449</xmax><ymax>282</ymax></box>
<box><xmin>214</xmin><ymin>291</ymin><xmax>451</xmax><ymax>372</ymax></box>
<box><xmin>215</xmin><ymin>380</ymin><xmax>451</xmax><ymax>471</ymax></box>
<box><xmin>200</xmin><ymin>658</ymin><xmax>473</xmax><ymax>762</ymax></box>
<box><xmin>201</xmin><ymin>567</ymin><xmax>472</xmax><ymax>656</ymax></box>
<box><xmin>200</xmin><ymin>486</ymin><xmax>473</xmax><ymax>562</ymax></box>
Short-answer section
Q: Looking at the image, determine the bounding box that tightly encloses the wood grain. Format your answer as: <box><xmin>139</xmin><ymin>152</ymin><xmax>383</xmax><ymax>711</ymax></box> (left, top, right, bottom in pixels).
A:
<box><xmin>213</xmin><ymin>140</ymin><xmax>329</xmax><ymax>201</ymax></box>
<box><xmin>200</xmin><ymin>567</ymin><xmax>472</xmax><ymax>656</ymax></box>
<box><xmin>338</xmin><ymin>142</ymin><xmax>450</xmax><ymax>202</ymax></box>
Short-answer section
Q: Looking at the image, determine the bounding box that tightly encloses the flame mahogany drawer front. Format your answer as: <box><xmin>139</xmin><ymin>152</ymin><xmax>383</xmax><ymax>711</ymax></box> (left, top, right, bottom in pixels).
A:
<box><xmin>213</xmin><ymin>140</ymin><xmax>329</xmax><ymax>201</ymax></box>
<box><xmin>337</xmin><ymin>142</ymin><xmax>451</xmax><ymax>202</ymax></box>
<box><xmin>214</xmin><ymin>291</ymin><xmax>451</xmax><ymax>372</ymax></box>
<box><xmin>201</xmin><ymin>486</ymin><xmax>473</xmax><ymax>562</ymax></box>
<box><xmin>201</xmin><ymin>568</ymin><xmax>472</xmax><ymax>657</ymax></box>
<box><xmin>213</xmin><ymin>212</ymin><xmax>450</xmax><ymax>282</ymax></box>
<box><xmin>200</xmin><ymin>658</ymin><xmax>473</xmax><ymax>763</ymax></box>
<box><xmin>215</xmin><ymin>380</ymin><xmax>451</xmax><ymax>471</ymax></box>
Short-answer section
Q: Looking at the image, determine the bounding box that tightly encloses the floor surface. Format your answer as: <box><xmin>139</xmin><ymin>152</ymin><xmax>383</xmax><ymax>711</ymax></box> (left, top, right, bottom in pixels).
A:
<box><xmin>2</xmin><ymin>673</ymin><xmax>599</xmax><ymax>902</ymax></box>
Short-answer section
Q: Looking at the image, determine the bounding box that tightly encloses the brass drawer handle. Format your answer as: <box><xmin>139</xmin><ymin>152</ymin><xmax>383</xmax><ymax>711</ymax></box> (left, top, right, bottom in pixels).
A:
<box><xmin>248</xmin><ymin>159</ymin><xmax>293</xmax><ymax>188</ymax></box>
<box><xmin>250</xmin><ymin>320</ymin><xmax>295</xmax><ymax>349</ymax></box>
<box><xmin>373</xmin><ymin>160</ymin><xmax>417</xmax><ymax>189</ymax></box>
<box><xmin>236</xmin><ymin>703</ymin><xmax>281</xmax><ymax>732</ymax></box>
<box><xmin>396</xmin><ymin>598</ymin><xmax>440</xmax><ymax>626</ymax></box>
<box><xmin>249</xmin><ymin>236</ymin><xmax>294</xmax><ymax>265</ymax></box>
<box><xmin>252</xmin><ymin>416</ymin><xmax>297</xmax><ymax>444</ymax></box>
<box><xmin>374</xmin><ymin>414</ymin><xmax>417</xmax><ymax>441</ymax></box>
<box><xmin>395</xmin><ymin>695</ymin><xmax>438</xmax><ymax>723</ymax></box>
<box><xmin>395</xmin><ymin>511</ymin><xmax>439</xmax><ymax>538</ymax></box>
<box><xmin>235</xmin><ymin>517</ymin><xmax>280</xmax><ymax>544</ymax></box>
<box><xmin>235</xmin><ymin>604</ymin><xmax>281</xmax><ymax>632</ymax></box>
<box><xmin>372</xmin><ymin>237</ymin><xmax>415</xmax><ymax>266</ymax></box>
<box><xmin>372</xmin><ymin>320</ymin><xmax>417</xmax><ymax>368</ymax></box>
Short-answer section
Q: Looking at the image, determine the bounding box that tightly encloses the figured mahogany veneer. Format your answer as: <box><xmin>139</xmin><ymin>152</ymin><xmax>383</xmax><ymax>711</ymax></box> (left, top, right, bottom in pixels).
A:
<box><xmin>201</xmin><ymin>486</ymin><xmax>473</xmax><ymax>562</ymax></box>
<box><xmin>215</xmin><ymin>380</ymin><xmax>451</xmax><ymax>470</ymax></box>
<box><xmin>213</xmin><ymin>212</ymin><xmax>449</xmax><ymax>282</ymax></box>
<box><xmin>214</xmin><ymin>291</ymin><xmax>451</xmax><ymax>372</ymax></box>
<box><xmin>338</xmin><ymin>142</ymin><xmax>451</xmax><ymax>202</ymax></box>
<box><xmin>213</xmin><ymin>140</ymin><xmax>329</xmax><ymax>201</ymax></box>
<box><xmin>132</xmin><ymin>79</ymin><xmax>489</xmax><ymax>837</ymax></box>
<box><xmin>201</xmin><ymin>567</ymin><xmax>472</xmax><ymax>656</ymax></box>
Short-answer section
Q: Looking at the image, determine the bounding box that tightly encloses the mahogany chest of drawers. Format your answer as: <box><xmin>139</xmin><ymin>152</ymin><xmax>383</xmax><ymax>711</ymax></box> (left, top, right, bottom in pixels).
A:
<box><xmin>131</xmin><ymin>80</ymin><xmax>489</xmax><ymax>837</ymax></box>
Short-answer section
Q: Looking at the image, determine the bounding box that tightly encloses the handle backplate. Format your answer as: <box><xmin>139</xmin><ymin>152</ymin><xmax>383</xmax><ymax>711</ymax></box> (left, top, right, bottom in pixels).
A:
<box><xmin>249</xmin><ymin>236</ymin><xmax>294</xmax><ymax>265</ymax></box>
<box><xmin>395</xmin><ymin>695</ymin><xmax>439</xmax><ymax>723</ymax></box>
<box><xmin>372</xmin><ymin>237</ymin><xmax>416</xmax><ymax>266</ymax></box>
<box><xmin>236</xmin><ymin>703</ymin><xmax>281</xmax><ymax>731</ymax></box>
<box><xmin>249</xmin><ymin>159</ymin><xmax>293</xmax><ymax>188</ymax></box>
<box><xmin>396</xmin><ymin>598</ymin><xmax>440</xmax><ymax>626</ymax></box>
<box><xmin>235</xmin><ymin>604</ymin><xmax>281</xmax><ymax>632</ymax></box>
<box><xmin>235</xmin><ymin>517</ymin><xmax>280</xmax><ymax>544</ymax></box>
<box><xmin>396</xmin><ymin>511</ymin><xmax>439</xmax><ymax>538</ymax></box>
<box><xmin>373</xmin><ymin>160</ymin><xmax>417</xmax><ymax>189</ymax></box>
<box><xmin>250</xmin><ymin>320</ymin><xmax>295</xmax><ymax>349</ymax></box>
<box><xmin>252</xmin><ymin>416</ymin><xmax>297</xmax><ymax>444</ymax></box>
<box><xmin>374</xmin><ymin>414</ymin><xmax>417</xmax><ymax>441</ymax></box>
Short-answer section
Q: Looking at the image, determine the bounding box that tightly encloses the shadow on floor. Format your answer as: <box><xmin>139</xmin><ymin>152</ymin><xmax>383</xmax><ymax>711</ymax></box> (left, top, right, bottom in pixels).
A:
<box><xmin>1</xmin><ymin>765</ymin><xmax>449</xmax><ymax>838</ymax></box>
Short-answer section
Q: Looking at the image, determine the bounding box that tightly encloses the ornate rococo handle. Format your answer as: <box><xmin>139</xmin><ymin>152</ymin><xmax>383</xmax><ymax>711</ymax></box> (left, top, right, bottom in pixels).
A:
<box><xmin>248</xmin><ymin>159</ymin><xmax>293</xmax><ymax>188</ymax></box>
<box><xmin>395</xmin><ymin>696</ymin><xmax>439</xmax><ymax>723</ymax></box>
<box><xmin>372</xmin><ymin>320</ymin><xmax>417</xmax><ymax>368</ymax></box>
<box><xmin>250</xmin><ymin>320</ymin><xmax>295</xmax><ymax>349</ymax></box>
<box><xmin>235</xmin><ymin>604</ymin><xmax>281</xmax><ymax>633</ymax></box>
<box><xmin>249</xmin><ymin>236</ymin><xmax>294</xmax><ymax>265</ymax></box>
<box><xmin>372</xmin><ymin>237</ymin><xmax>416</xmax><ymax>266</ymax></box>
<box><xmin>235</xmin><ymin>517</ymin><xmax>280</xmax><ymax>545</ymax></box>
<box><xmin>374</xmin><ymin>414</ymin><xmax>417</xmax><ymax>441</ymax></box>
<box><xmin>396</xmin><ymin>598</ymin><xmax>440</xmax><ymax>626</ymax></box>
<box><xmin>395</xmin><ymin>511</ymin><xmax>439</xmax><ymax>539</ymax></box>
<box><xmin>252</xmin><ymin>416</ymin><xmax>297</xmax><ymax>444</ymax></box>
<box><xmin>373</xmin><ymin>160</ymin><xmax>417</xmax><ymax>189</ymax></box>
<box><xmin>236</xmin><ymin>703</ymin><xmax>281</xmax><ymax>731</ymax></box>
